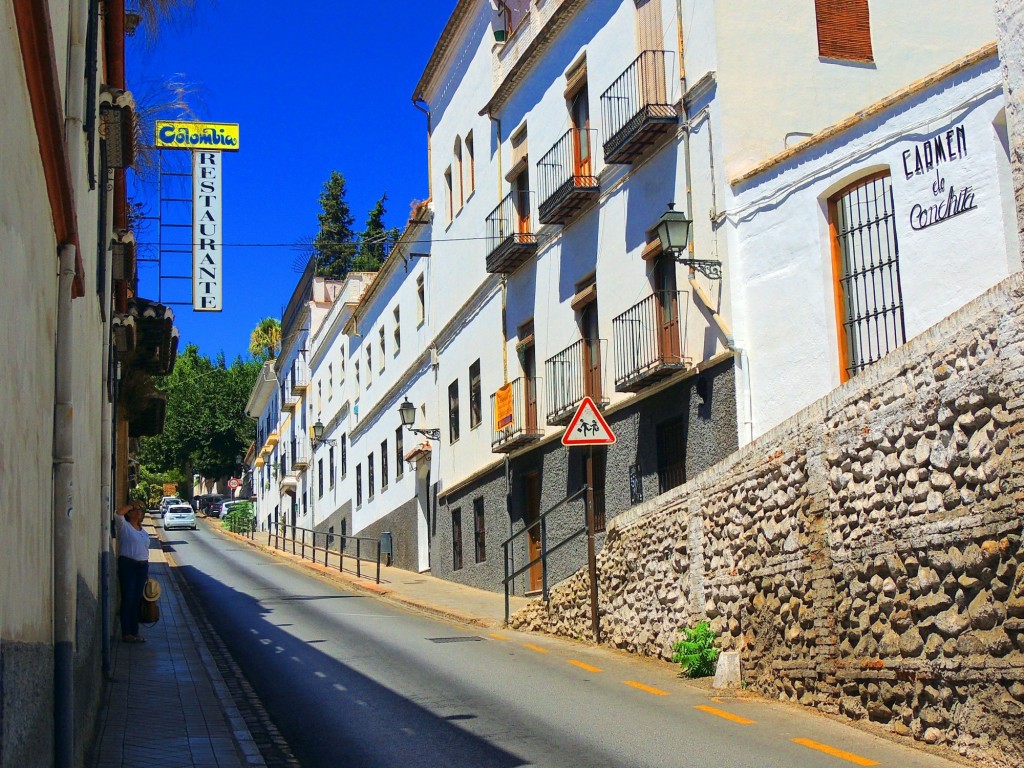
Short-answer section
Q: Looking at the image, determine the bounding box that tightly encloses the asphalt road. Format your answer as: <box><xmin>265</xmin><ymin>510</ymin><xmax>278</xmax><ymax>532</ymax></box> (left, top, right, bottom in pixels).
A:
<box><xmin>163</xmin><ymin>523</ymin><xmax>964</xmax><ymax>768</ymax></box>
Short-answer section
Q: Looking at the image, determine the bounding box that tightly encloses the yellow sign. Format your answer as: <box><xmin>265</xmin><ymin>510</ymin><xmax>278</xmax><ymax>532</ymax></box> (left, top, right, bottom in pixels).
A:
<box><xmin>155</xmin><ymin>121</ymin><xmax>240</xmax><ymax>151</ymax></box>
<box><xmin>162</xmin><ymin>482</ymin><xmax>178</xmax><ymax>496</ymax></box>
<box><xmin>495</xmin><ymin>383</ymin><xmax>514</xmax><ymax>430</ymax></box>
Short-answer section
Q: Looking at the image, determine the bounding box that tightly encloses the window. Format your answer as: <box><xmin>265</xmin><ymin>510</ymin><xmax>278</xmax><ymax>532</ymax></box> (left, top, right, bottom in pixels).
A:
<box><xmin>395</xmin><ymin>426</ymin><xmax>405</xmax><ymax>479</ymax></box>
<box><xmin>829</xmin><ymin>172</ymin><xmax>905</xmax><ymax>380</ymax></box>
<box><xmin>368</xmin><ymin>455</ymin><xmax>375</xmax><ymax>500</ymax></box>
<box><xmin>302</xmin><ymin>491</ymin><xmax>307</xmax><ymax>517</ymax></box>
<box><xmin>328</xmin><ymin>363</ymin><xmax>333</xmax><ymax>400</ymax></box>
<box><xmin>448</xmin><ymin>379</ymin><xmax>460</xmax><ymax>443</ymax></box>
<box><xmin>566</xmin><ymin>60</ymin><xmax>592</xmax><ymax>178</ymax></box>
<box><xmin>329</xmin><ymin>445</ymin><xmax>336</xmax><ymax>488</ymax></box>
<box><xmin>656</xmin><ymin>416</ymin><xmax>685</xmax><ymax>495</ymax></box>
<box><xmin>356</xmin><ymin>464</ymin><xmax>362</xmax><ymax>507</ymax></box>
<box><xmin>465</xmin><ymin>131</ymin><xmax>475</xmax><ymax>196</ymax></box>
<box><xmin>318</xmin><ymin>458</ymin><xmax>324</xmax><ymax>498</ymax></box>
<box><xmin>502</xmin><ymin>0</ymin><xmax>530</xmax><ymax>34</ymax></box>
<box><xmin>380</xmin><ymin>439</ymin><xmax>389</xmax><ymax>490</ymax></box>
<box><xmin>393</xmin><ymin>307</ymin><xmax>401</xmax><ymax>354</ymax></box>
<box><xmin>339</xmin><ymin>354</ymin><xmax>346</xmax><ymax>387</ymax></box>
<box><xmin>444</xmin><ymin>166</ymin><xmax>454</xmax><ymax>222</ymax></box>
<box><xmin>317</xmin><ymin>379</ymin><xmax>322</xmax><ymax>411</ymax></box>
<box><xmin>366</xmin><ymin>347</ymin><xmax>372</xmax><ymax>386</ymax></box>
<box><xmin>473</xmin><ymin>497</ymin><xmax>486</xmax><ymax>563</ymax></box>
<box><xmin>815</xmin><ymin>0</ymin><xmax>872</xmax><ymax>62</ymax></box>
<box><xmin>574</xmin><ymin>275</ymin><xmax>603</xmax><ymax>402</ymax></box>
<box><xmin>469</xmin><ymin>360</ymin><xmax>482</xmax><ymax>429</ymax></box>
<box><xmin>416</xmin><ymin>275</ymin><xmax>426</xmax><ymax>325</ymax></box>
<box><xmin>379</xmin><ymin>327</ymin><xmax>386</xmax><ymax>373</ymax></box>
<box><xmin>454</xmin><ymin>137</ymin><xmax>464</xmax><ymax>211</ymax></box>
<box><xmin>452</xmin><ymin>507</ymin><xmax>463</xmax><ymax>571</ymax></box>
<box><xmin>341</xmin><ymin>434</ymin><xmax>347</xmax><ymax>477</ymax></box>
<box><xmin>354</xmin><ymin>360</ymin><xmax>360</xmax><ymax>396</ymax></box>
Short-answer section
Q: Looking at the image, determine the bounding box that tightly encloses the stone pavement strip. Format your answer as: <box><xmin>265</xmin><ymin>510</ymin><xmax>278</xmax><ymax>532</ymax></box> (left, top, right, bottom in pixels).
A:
<box><xmin>90</xmin><ymin>521</ymin><xmax>264</xmax><ymax>768</ymax></box>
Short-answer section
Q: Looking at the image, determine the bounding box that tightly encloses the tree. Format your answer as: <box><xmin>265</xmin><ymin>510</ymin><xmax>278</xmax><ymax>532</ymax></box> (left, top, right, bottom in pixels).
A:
<box><xmin>249</xmin><ymin>317</ymin><xmax>281</xmax><ymax>362</ymax></box>
<box><xmin>352</xmin><ymin>193</ymin><xmax>399</xmax><ymax>273</ymax></box>
<box><xmin>313</xmin><ymin>171</ymin><xmax>356</xmax><ymax>279</ymax></box>
<box><xmin>138</xmin><ymin>345</ymin><xmax>260</xmax><ymax>480</ymax></box>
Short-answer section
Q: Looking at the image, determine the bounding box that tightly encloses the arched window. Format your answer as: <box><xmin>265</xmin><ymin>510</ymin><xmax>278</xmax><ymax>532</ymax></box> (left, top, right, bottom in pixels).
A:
<box><xmin>828</xmin><ymin>171</ymin><xmax>905</xmax><ymax>380</ymax></box>
<box><xmin>465</xmin><ymin>131</ymin><xmax>475</xmax><ymax>196</ymax></box>
<box><xmin>454</xmin><ymin>136</ymin><xmax>464</xmax><ymax>211</ymax></box>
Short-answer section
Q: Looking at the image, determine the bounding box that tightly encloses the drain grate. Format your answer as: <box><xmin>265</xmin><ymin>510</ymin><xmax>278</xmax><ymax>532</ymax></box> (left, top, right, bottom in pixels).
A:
<box><xmin>428</xmin><ymin>636</ymin><xmax>484</xmax><ymax>644</ymax></box>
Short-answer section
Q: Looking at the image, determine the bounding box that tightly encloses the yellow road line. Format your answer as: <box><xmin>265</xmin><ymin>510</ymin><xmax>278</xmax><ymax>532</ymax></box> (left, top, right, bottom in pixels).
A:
<box><xmin>523</xmin><ymin>643</ymin><xmax>549</xmax><ymax>654</ymax></box>
<box><xmin>568</xmin><ymin>660</ymin><xmax>603</xmax><ymax>673</ymax></box>
<box><xmin>623</xmin><ymin>681</ymin><xmax>669</xmax><ymax>696</ymax></box>
<box><xmin>791</xmin><ymin>738</ymin><xmax>878</xmax><ymax>766</ymax></box>
<box><xmin>489</xmin><ymin>633</ymin><xmax>509</xmax><ymax>641</ymax></box>
<box><xmin>693</xmin><ymin>705</ymin><xmax>755</xmax><ymax>724</ymax></box>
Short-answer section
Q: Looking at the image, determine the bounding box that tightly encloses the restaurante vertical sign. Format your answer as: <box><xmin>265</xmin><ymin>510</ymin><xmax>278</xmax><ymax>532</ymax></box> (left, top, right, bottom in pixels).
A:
<box><xmin>193</xmin><ymin>151</ymin><xmax>222</xmax><ymax>311</ymax></box>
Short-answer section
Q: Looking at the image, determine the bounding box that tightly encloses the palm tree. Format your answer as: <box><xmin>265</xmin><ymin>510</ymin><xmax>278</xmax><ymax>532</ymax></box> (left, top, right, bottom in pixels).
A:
<box><xmin>249</xmin><ymin>318</ymin><xmax>281</xmax><ymax>363</ymax></box>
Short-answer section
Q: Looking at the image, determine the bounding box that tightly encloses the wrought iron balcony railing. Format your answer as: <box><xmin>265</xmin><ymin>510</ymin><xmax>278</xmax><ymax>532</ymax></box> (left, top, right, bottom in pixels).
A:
<box><xmin>490</xmin><ymin>376</ymin><xmax>544</xmax><ymax>452</ymax></box>
<box><xmin>544</xmin><ymin>338</ymin><xmax>608</xmax><ymax>424</ymax></box>
<box><xmin>612</xmin><ymin>291</ymin><xmax>691</xmax><ymax>392</ymax></box>
<box><xmin>601</xmin><ymin>50</ymin><xmax>678</xmax><ymax>165</ymax></box>
<box><xmin>537</xmin><ymin>128</ymin><xmax>600</xmax><ymax>226</ymax></box>
<box><xmin>290</xmin><ymin>366</ymin><xmax>309</xmax><ymax>393</ymax></box>
<box><xmin>291</xmin><ymin>441</ymin><xmax>310</xmax><ymax>471</ymax></box>
<box><xmin>485</xmin><ymin>190</ymin><xmax>538</xmax><ymax>274</ymax></box>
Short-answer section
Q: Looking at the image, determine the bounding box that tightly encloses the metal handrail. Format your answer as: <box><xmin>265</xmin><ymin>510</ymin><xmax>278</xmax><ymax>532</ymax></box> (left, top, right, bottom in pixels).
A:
<box><xmin>537</xmin><ymin>127</ymin><xmax>599</xmax><ymax>210</ymax></box>
<box><xmin>611</xmin><ymin>290</ymin><xmax>689</xmax><ymax>389</ymax></box>
<box><xmin>600</xmin><ymin>50</ymin><xmax>675</xmax><ymax>153</ymax></box>
<box><xmin>502</xmin><ymin>484</ymin><xmax>589</xmax><ymax>625</ymax></box>
<box><xmin>486</xmin><ymin>189</ymin><xmax>536</xmax><ymax>258</ymax></box>
<box><xmin>268</xmin><ymin>522</ymin><xmax>381</xmax><ymax>583</ymax></box>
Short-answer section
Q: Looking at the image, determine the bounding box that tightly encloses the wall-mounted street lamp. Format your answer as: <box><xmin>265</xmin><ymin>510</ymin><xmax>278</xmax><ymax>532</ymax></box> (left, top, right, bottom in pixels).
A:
<box><xmin>312</xmin><ymin>420</ymin><xmax>336</xmax><ymax>448</ymax></box>
<box><xmin>398</xmin><ymin>397</ymin><xmax>441</xmax><ymax>441</ymax></box>
<box><xmin>655</xmin><ymin>203</ymin><xmax>722</xmax><ymax>280</ymax></box>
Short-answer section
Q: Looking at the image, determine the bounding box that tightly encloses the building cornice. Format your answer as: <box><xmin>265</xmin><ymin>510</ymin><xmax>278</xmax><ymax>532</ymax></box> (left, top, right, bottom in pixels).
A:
<box><xmin>413</xmin><ymin>0</ymin><xmax>478</xmax><ymax>103</ymax></box>
<box><xmin>730</xmin><ymin>42</ymin><xmax>999</xmax><ymax>187</ymax></box>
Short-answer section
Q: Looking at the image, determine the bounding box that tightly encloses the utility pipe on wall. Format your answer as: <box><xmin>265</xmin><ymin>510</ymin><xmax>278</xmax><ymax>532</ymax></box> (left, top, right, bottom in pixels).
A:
<box><xmin>53</xmin><ymin>244</ymin><xmax>78</xmax><ymax>768</ymax></box>
<box><xmin>412</xmin><ymin>99</ymin><xmax>432</xmax><ymax>203</ymax></box>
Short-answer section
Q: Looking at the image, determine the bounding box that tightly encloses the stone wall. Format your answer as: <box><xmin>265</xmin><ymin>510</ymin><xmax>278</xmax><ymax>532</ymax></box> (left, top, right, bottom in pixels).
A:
<box><xmin>511</xmin><ymin>274</ymin><xmax>1024</xmax><ymax>767</ymax></box>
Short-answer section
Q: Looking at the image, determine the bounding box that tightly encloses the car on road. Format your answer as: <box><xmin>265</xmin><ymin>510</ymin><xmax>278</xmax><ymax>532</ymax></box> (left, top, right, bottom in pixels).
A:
<box><xmin>159</xmin><ymin>496</ymin><xmax>183</xmax><ymax>516</ymax></box>
<box><xmin>216</xmin><ymin>499</ymin><xmax>250</xmax><ymax>519</ymax></box>
<box><xmin>163</xmin><ymin>503</ymin><xmax>197</xmax><ymax>531</ymax></box>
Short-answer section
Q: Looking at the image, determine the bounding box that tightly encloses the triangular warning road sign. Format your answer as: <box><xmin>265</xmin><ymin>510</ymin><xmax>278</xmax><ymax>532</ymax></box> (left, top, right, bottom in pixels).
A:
<box><xmin>562</xmin><ymin>396</ymin><xmax>616</xmax><ymax>446</ymax></box>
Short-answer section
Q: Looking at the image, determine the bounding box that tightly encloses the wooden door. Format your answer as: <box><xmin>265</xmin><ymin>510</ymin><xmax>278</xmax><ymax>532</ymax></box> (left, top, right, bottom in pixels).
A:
<box><xmin>654</xmin><ymin>254</ymin><xmax>680</xmax><ymax>362</ymax></box>
<box><xmin>581</xmin><ymin>302</ymin><xmax>602</xmax><ymax>402</ymax></box>
<box><xmin>525</xmin><ymin>472</ymin><xmax>542</xmax><ymax>592</ymax></box>
<box><xmin>515</xmin><ymin>170</ymin><xmax>531</xmax><ymax>236</ymax></box>
<box><xmin>523</xmin><ymin>343</ymin><xmax>537</xmax><ymax>431</ymax></box>
<box><xmin>571</xmin><ymin>85</ymin><xmax>591</xmax><ymax>178</ymax></box>
<box><xmin>635</xmin><ymin>0</ymin><xmax>667</xmax><ymax>104</ymax></box>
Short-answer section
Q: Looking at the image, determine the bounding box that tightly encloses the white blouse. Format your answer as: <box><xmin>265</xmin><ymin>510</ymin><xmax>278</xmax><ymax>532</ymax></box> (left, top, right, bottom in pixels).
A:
<box><xmin>115</xmin><ymin>515</ymin><xmax>151</xmax><ymax>561</ymax></box>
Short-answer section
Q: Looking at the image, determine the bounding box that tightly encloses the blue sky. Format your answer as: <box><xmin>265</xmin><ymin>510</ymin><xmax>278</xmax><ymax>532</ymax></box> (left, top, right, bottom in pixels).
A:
<box><xmin>129</xmin><ymin>1</ymin><xmax>451</xmax><ymax>361</ymax></box>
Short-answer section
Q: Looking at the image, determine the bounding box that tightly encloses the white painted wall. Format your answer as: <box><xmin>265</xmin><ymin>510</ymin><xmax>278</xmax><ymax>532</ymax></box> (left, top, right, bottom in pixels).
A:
<box><xmin>727</xmin><ymin>56</ymin><xmax>1016</xmax><ymax>437</ymax></box>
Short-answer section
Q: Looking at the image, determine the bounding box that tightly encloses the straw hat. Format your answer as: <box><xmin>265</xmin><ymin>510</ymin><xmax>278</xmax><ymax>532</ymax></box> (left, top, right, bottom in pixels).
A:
<box><xmin>142</xmin><ymin>578</ymin><xmax>161</xmax><ymax>602</ymax></box>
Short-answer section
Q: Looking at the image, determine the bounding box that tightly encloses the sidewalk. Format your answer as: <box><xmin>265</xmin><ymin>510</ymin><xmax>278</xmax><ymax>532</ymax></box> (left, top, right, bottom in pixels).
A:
<box><xmin>213</xmin><ymin>521</ymin><xmax>532</xmax><ymax>628</ymax></box>
<box><xmin>89</xmin><ymin>518</ymin><xmax>264</xmax><ymax>768</ymax></box>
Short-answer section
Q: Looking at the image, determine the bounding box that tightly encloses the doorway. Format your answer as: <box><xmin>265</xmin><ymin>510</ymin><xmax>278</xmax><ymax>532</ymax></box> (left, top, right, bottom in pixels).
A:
<box><xmin>524</xmin><ymin>471</ymin><xmax>542</xmax><ymax>593</ymax></box>
<box><xmin>416</xmin><ymin>462</ymin><xmax>431</xmax><ymax>572</ymax></box>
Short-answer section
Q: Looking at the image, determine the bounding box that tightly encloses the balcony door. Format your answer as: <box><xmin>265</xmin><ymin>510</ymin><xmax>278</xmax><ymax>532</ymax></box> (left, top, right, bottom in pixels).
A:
<box><xmin>580</xmin><ymin>300</ymin><xmax>602</xmax><ymax>402</ymax></box>
<box><xmin>635</xmin><ymin>0</ymin><xmax>667</xmax><ymax>104</ymax></box>
<box><xmin>514</xmin><ymin>170</ymin><xmax>531</xmax><ymax>237</ymax></box>
<box><xmin>523</xmin><ymin>343</ymin><xmax>538</xmax><ymax>431</ymax></box>
<box><xmin>570</xmin><ymin>85</ymin><xmax>592</xmax><ymax>179</ymax></box>
<box><xmin>653</xmin><ymin>253</ymin><xmax>681</xmax><ymax>363</ymax></box>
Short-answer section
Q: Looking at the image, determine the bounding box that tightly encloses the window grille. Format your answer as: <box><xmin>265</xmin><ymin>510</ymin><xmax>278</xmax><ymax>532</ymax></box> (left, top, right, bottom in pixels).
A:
<box><xmin>831</xmin><ymin>173</ymin><xmax>906</xmax><ymax>379</ymax></box>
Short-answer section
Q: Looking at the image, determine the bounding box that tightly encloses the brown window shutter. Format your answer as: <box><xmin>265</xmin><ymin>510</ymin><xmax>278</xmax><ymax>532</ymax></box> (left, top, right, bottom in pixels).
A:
<box><xmin>815</xmin><ymin>0</ymin><xmax>873</xmax><ymax>63</ymax></box>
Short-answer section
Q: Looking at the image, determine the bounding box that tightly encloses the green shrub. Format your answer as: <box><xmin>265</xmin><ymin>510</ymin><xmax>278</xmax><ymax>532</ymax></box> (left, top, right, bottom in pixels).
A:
<box><xmin>671</xmin><ymin>621</ymin><xmax>719</xmax><ymax>678</ymax></box>
<box><xmin>222</xmin><ymin>501</ymin><xmax>255</xmax><ymax>534</ymax></box>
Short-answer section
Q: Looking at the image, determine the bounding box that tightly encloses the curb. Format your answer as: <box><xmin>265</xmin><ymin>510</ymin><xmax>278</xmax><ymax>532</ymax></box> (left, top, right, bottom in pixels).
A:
<box><xmin>203</xmin><ymin>519</ymin><xmax>502</xmax><ymax>630</ymax></box>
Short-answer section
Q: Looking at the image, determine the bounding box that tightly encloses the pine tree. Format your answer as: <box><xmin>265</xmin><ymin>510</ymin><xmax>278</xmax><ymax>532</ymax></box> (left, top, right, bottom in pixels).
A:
<box><xmin>313</xmin><ymin>171</ymin><xmax>356</xmax><ymax>279</ymax></box>
<box><xmin>352</xmin><ymin>193</ymin><xmax>399</xmax><ymax>273</ymax></box>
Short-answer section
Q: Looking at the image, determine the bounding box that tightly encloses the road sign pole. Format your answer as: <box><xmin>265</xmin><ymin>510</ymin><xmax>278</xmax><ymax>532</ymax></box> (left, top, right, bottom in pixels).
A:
<box><xmin>586</xmin><ymin>445</ymin><xmax>600</xmax><ymax>644</ymax></box>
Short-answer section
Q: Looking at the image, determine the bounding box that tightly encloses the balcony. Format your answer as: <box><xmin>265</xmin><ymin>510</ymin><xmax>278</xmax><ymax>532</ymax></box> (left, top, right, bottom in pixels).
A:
<box><xmin>537</xmin><ymin>128</ymin><xmax>599</xmax><ymax>226</ymax></box>
<box><xmin>601</xmin><ymin>51</ymin><xmax>678</xmax><ymax>165</ymax></box>
<box><xmin>283</xmin><ymin>390</ymin><xmax>300</xmax><ymax>412</ymax></box>
<box><xmin>265</xmin><ymin>429</ymin><xmax>279</xmax><ymax>448</ymax></box>
<box><xmin>290</xmin><ymin>367</ymin><xmax>309</xmax><ymax>393</ymax></box>
<box><xmin>613</xmin><ymin>291</ymin><xmax>691</xmax><ymax>392</ymax></box>
<box><xmin>490</xmin><ymin>377</ymin><xmax>544</xmax><ymax>453</ymax></box>
<box><xmin>291</xmin><ymin>442</ymin><xmax>310</xmax><ymax>472</ymax></box>
<box><xmin>544</xmin><ymin>338</ymin><xmax>608</xmax><ymax>425</ymax></box>
<box><xmin>485</xmin><ymin>190</ymin><xmax>538</xmax><ymax>274</ymax></box>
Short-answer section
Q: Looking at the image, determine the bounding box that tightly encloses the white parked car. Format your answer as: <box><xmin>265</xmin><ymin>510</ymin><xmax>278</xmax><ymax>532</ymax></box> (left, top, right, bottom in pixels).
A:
<box><xmin>159</xmin><ymin>497</ymin><xmax>183</xmax><ymax>516</ymax></box>
<box><xmin>163</xmin><ymin>503</ymin><xmax>196</xmax><ymax>531</ymax></box>
<box><xmin>217</xmin><ymin>500</ymin><xmax>250</xmax><ymax>519</ymax></box>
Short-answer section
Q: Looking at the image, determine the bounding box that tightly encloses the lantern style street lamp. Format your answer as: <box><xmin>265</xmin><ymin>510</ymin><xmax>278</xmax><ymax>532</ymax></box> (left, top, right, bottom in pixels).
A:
<box><xmin>655</xmin><ymin>203</ymin><xmax>722</xmax><ymax>280</ymax></box>
<box><xmin>398</xmin><ymin>397</ymin><xmax>441</xmax><ymax>441</ymax></box>
<box><xmin>311</xmin><ymin>419</ymin><xmax>336</xmax><ymax>447</ymax></box>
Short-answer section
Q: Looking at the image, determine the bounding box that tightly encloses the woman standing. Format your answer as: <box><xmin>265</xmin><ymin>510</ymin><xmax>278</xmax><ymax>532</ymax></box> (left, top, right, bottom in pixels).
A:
<box><xmin>114</xmin><ymin>501</ymin><xmax>151</xmax><ymax>642</ymax></box>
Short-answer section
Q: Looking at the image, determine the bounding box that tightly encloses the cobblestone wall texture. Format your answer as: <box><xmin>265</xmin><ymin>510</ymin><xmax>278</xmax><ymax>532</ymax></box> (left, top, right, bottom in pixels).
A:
<box><xmin>511</xmin><ymin>274</ymin><xmax>1024</xmax><ymax>767</ymax></box>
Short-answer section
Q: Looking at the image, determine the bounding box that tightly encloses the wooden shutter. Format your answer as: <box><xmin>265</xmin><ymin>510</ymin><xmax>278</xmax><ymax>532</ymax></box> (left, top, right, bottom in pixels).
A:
<box><xmin>815</xmin><ymin>0</ymin><xmax>873</xmax><ymax>62</ymax></box>
<box><xmin>635</xmin><ymin>0</ymin><xmax>663</xmax><ymax>53</ymax></box>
